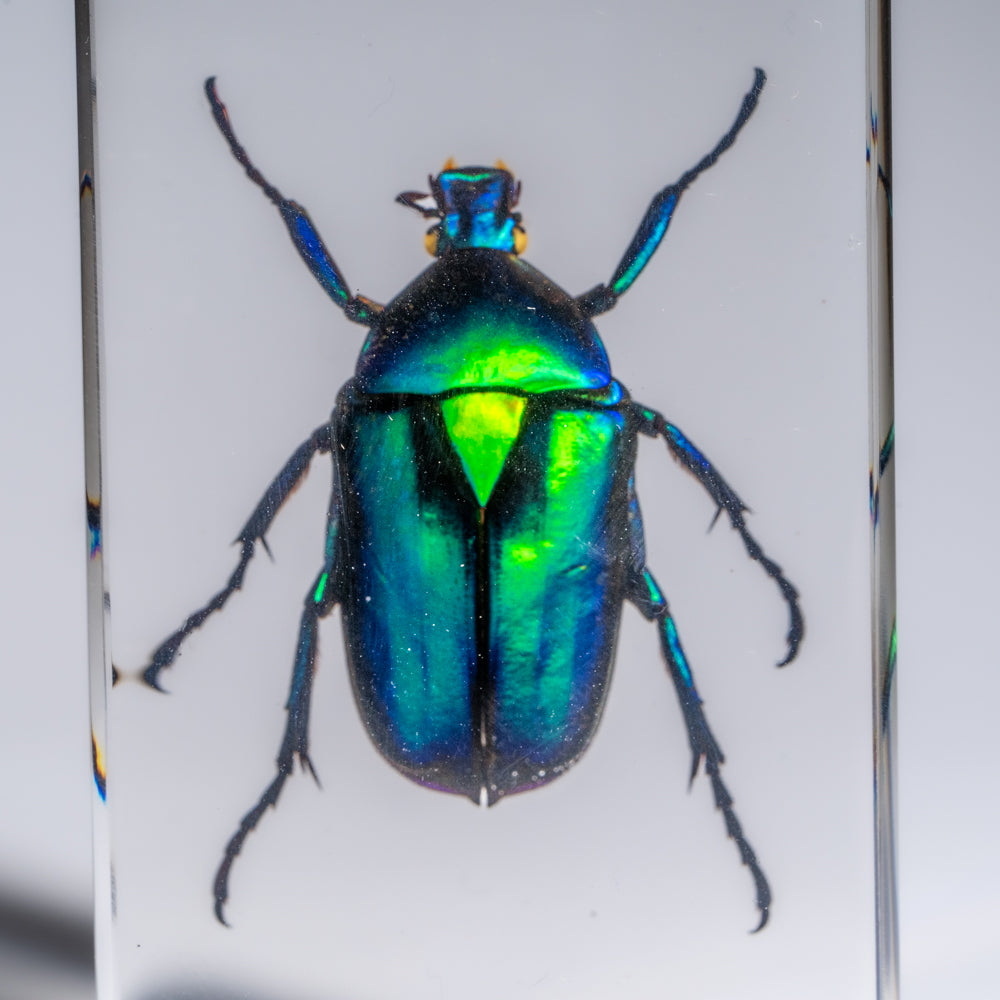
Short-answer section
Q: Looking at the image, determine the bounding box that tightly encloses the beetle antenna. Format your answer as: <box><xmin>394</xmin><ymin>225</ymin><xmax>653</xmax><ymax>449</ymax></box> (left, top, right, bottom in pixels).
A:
<box><xmin>396</xmin><ymin>190</ymin><xmax>440</xmax><ymax>218</ymax></box>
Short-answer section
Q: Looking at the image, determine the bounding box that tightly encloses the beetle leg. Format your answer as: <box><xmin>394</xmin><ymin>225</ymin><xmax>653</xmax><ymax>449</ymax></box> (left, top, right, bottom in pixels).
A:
<box><xmin>627</xmin><ymin>562</ymin><xmax>772</xmax><ymax>933</ymax></box>
<box><xmin>140</xmin><ymin>424</ymin><xmax>332</xmax><ymax>690</ymax></box>
<box><xmin>213</xmin><ymin>463</ymin><xmax>342</xmax><ymax>926</ymax></box>
<box><xmin>633</xmin><ymin>402</ymin><xmax>803</xmax><ymax>666</ymax></box>
<box><xmin>205</xmin><ymin>78</ymin><xmax>384</xmax><ymax>325</ymax></box>
<box><xmin>577</xmin><ymin>68</ymin><xmax>766</xmax><ymax>317</ymax></box>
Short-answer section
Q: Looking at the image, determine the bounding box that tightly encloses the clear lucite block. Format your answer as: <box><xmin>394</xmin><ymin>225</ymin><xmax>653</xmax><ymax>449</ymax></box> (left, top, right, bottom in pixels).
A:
<box><xmin>80</xmin><ymin>2</ymin><xmax>896</xmax><ymax>997</ymax></box>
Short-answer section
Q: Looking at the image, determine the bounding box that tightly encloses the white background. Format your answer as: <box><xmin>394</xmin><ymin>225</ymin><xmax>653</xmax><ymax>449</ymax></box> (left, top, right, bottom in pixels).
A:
<box><xmin>0</xmin><ymin>1</ymin><xmax>996</xmax><ymax>999</ymax></box>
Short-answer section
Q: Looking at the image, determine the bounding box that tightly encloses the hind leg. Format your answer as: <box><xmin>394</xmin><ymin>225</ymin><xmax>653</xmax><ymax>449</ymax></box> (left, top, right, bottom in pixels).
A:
<box><xmin>212</xmin><ymin>461</ymin><xmax>343</xmax><ymax>925</ymax></box>
<box><xmin>625</xmin><ymin>478</ymin><xmax>772</xmax><ymax>931</ymax></box>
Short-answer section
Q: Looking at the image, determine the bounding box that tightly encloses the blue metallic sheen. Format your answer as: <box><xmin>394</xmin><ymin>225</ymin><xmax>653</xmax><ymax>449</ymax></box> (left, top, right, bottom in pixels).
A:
<box><xmin>287</xmin><ymin>209</ymin><xmax>350</xmax><ymax>305</ymax></box>
<box><xmin>665</xmin><ymin>423</ymin><xmax>711</xmax><ymax>472</ymax></box>
<box><xmin>436</xmin><ymin>168</ymin><xmax>520</xmax><ymax>253</ymax></box>
<box><xmin>664</xmin><ymin>616</ymin><xmax>693</xmax><ymax>688</ymax></box>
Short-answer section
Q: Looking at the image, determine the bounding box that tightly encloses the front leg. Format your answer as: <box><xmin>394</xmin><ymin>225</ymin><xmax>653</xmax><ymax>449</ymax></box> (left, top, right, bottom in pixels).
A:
<box><xmin>205</xmin><ymin>77</ymin><xmax>383</xmax><ymax>325</ymax></box>
<box><xmin>577</xmin><ymin>68</ymin><xmax>765</xmax><ymax>317</ymax></box>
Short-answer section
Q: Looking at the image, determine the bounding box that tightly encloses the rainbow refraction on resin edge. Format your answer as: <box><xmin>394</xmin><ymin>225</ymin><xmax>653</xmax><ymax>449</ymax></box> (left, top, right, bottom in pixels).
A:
<box><xmin>136</xmin><ymin>68</ymin><xmax>803</xmax><ymax>933</ymax></box>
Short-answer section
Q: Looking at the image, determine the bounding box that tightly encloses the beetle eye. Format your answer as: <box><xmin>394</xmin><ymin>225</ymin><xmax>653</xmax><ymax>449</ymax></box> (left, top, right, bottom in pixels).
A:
<box><xmin>424</xmin><ymin>228</ymin><xmax>439</xmax><ymax>256</ymax></box>
<box><xmin>513</xmin><ymin>226</ymin><xmax>527</xmax><ymax>256</ymax></box>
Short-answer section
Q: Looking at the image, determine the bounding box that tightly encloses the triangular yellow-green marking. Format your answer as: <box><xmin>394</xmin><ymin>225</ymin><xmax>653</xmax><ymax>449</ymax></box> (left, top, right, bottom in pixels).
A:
<box><xmin>441</xmin><ymin>393</ymin><xmax>526</xmax><ymax>506</ymax></box>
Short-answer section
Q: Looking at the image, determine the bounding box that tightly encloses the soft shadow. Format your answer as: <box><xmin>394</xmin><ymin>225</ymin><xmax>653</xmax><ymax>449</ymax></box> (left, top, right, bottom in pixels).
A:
<box><xmin>138</xmin><ymin>983</ymin><xmax>350</xmax><ymax>1000</ymax></box>
<box><xmin>0</xmin><ymin>891</ymin><xmax>92</xmax><ymax>972</ymax></box>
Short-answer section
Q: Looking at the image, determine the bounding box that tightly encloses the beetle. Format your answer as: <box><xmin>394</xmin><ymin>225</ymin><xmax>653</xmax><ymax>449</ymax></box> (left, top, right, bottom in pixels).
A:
<box><xmin>139</xmin><ymin>68</ymin><xmax>802</xmax><ymax>932</ymax></box>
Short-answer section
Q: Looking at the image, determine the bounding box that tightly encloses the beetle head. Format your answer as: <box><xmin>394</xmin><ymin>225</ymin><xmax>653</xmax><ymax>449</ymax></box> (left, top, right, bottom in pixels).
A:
<box><xmin>397</xmin><ymin>160</ymin><xmax>527</xmax><ymax>257</ymax></box>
